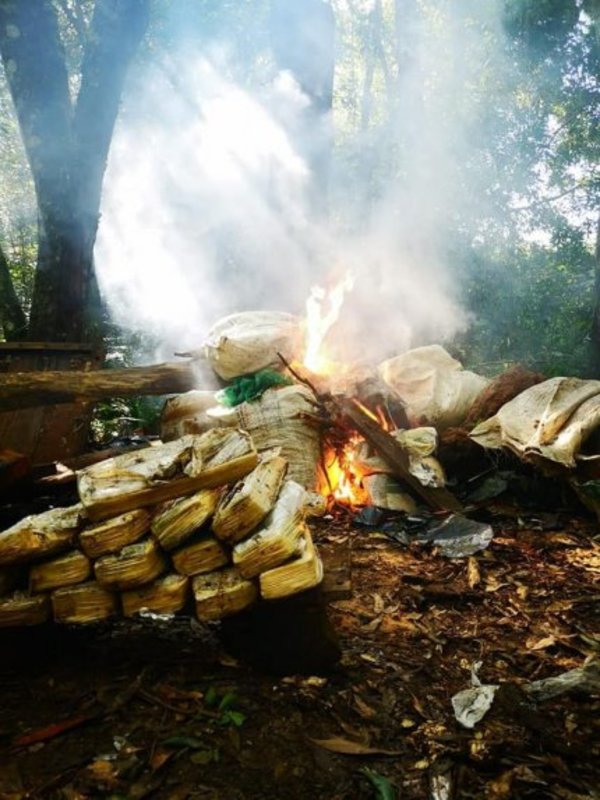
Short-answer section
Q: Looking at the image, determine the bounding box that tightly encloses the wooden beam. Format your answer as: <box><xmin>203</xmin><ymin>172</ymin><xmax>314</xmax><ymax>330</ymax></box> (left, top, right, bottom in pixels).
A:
<box><xmin>341</xmin><ymin>399</ymin><xmax>464</xmax><ymax>513</ymax></box>
<box><xmin>0</xmin><ymin>361</ymin><xmax>199</xmax><ymax>411</ymax></box>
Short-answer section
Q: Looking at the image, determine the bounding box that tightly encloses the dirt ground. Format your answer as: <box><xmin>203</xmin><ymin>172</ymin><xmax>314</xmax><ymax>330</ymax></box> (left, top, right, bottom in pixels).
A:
<box><xmin>1</xmin><ymin>510</ymin><xmax>599</xmax><ymax>800</ymax></box>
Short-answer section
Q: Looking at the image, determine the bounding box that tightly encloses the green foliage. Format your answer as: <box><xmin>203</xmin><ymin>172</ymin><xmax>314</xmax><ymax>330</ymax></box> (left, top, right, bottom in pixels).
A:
<box><xmin>455</xmin><ymin>234</ymin><xmax>596</xmax><ymax>376</ymax></box>
<box><xmin>503</xmin><ymin>0</ymin><xmax>580</xmax><ymax>56</ymax></box>
<box><xmin>361</xmin><ymin>767</ymin><xmax>397</xmax><ymax>800</ymax></box>
<box><xmin>89</xmin><ymin>324</ymin><xmax>165</xmax><ymax>443</ymax></box>
<box><xmin>204</xmin><ymin>686</ymin><xmax>246</xmax><ymax>727</ymax></box>
<box><xmin>0</xmin><ymin>0</ymin><xmax>598</xmax><ymax>380</ymax></box>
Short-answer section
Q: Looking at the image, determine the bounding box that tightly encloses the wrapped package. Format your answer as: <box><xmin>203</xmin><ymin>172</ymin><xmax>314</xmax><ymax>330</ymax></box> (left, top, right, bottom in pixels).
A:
<box><xmin>212</xmin><ymin>452</ymin><xmax>287</xmax><ymax>544</ymax></box>
<box><xmin>151</xmin><ymin>488</ymin><xmax>221</xmax><ymax>551</ymax></box>
<box><xmin>232</xmin><ymin>480</ymin><xmax>306</xmax><ymax>578</ymax></box>
<box><xmin>94</xmin><ymin>539</ymin><xmax>167</xmax><ymax>590</ymax></box>
<box><xmin>379</xmin><ymin>345</ymin><xmax>488</xmax><ymax>430</ymax></box>
<box><xmin>79</xmin><ymin>509</ymin><xmax>150</xmax><ymax>558</ymax></box>
<box><xmin>0</xmin><ymin>505</ymin><xmax>83</xmax><ymax>566</ymax></box>
<box><xmin>259</xmin><ymin>528</ymin><xmax>323</xmax><ymax>600</ymax></box>
<box><xmin>30</xmin><ymin>550</ymin><xmax>91</xmax><ymax>593</ymax></box>
<box><xmin>78</xmin><ymin>429</ymin><xmax>257</xmax><ymax>521</ymax></box>
<box><xmin>52</xmin><ymin>582</ymin><xmax>118</xmax><ymax>624</ymax></box>
<box><xmin>172</xmin><ymin>535</ymin><xmax>229</xmax><ymax>576</ymax></box>
<box><xmin>204</xmin><ymin>311</ymin><xmax>301</xmax><ymax>380</ymax></box>
<box><xmin>0</xmin><ymin>593</ymin><xmax>50</xmax><ymax>627</ymax></box>
<box><xmin>193</xmin><ymin>568</ymin><xmax>258</xmax><ymax>621</ymax></box>
<box><xmin>160</xmin><ymin>391</ymin><xmax>224</xmax><ymax>440</ymax></box>
<box><xmin>122</xmin><ymin>574</ymin><xmax>190</xmax><ymax>617</ymax></box>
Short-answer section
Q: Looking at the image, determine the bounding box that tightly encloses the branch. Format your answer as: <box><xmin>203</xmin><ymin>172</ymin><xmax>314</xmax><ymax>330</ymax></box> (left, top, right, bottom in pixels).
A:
<box><xmin>511</xmin><ymin>177</ymin><xmax>598</xmax><ymax>211</ymax></box>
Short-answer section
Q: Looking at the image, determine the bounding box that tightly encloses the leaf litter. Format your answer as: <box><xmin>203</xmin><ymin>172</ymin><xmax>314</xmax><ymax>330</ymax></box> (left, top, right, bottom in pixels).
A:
<box><xmin>0</xmin><ymin>510</ymin><xmax>599</xmax><ymax>798</ymax></box>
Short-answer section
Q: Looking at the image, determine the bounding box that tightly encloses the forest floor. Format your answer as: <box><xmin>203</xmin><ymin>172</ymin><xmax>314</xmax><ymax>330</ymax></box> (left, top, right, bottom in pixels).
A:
<box><xmin>0</xmin><ymin>509</ymin><xmax>599</xmax><ymax>800</ymax></box>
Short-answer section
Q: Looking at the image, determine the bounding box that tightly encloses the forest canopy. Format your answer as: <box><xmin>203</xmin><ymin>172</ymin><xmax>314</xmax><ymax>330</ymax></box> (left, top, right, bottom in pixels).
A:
<box><xmin>0</xmin><ymin>0</ymin><xmax>598</xmax><ymax>377</ymax></box>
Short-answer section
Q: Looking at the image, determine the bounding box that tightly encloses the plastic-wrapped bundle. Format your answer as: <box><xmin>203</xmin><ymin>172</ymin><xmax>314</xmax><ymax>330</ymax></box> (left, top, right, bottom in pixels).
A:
<box><xmin>379</xmin><ymin>345</ymin><xmax>488</xmax><ymax>430</ymax></box>
<box><xmin>204</xmin><ymin>311</ymin><xmax>301</xmax><ymax>380</ymax></box>
<box><xmin>235</xmin><ymin>386</ymin><xmax>321</xmax><ymax>489</ymax></box>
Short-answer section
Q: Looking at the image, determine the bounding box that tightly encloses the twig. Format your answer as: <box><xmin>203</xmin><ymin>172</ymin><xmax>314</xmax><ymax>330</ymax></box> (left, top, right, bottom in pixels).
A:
<box><xmin>277</xmin><ymin>352</ymin><xmax>320</xmax><ymax>397</ymax></box>
<box><xmin>12</xmin><ymin>713</ymin><xmax>96</xmax><ymax>749</ymax></box>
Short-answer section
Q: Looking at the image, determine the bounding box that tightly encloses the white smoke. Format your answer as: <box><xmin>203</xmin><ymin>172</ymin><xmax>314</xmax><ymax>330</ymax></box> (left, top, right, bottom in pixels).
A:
<box><xmin>96</xmin><ymin>2</ymin><xmax>510</xmax><ymax>363</ymax></box>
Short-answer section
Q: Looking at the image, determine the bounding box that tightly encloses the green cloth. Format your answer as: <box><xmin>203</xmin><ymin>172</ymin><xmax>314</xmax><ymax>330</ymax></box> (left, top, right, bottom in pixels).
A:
<box><xmin>218</xmin><ymin>369</ymin><xmax>293</xmax><ymax>407</ymax></box>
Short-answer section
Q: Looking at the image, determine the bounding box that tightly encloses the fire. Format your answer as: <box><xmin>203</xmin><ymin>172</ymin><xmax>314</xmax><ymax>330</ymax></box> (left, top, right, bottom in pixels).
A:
<box><xmin>353</xmin><ymin>399</ymin><xmax>394</xmax><ymax>432</ymax></box>
<box><xmin>303</xmin><ymin>272</ymin><xmax>355</xmax><ymax>375</ymax></box>
<box><xmin>320</xmin><ymin>436</ymin><xmax>370</xmax><ymax>507</ymax></box>
<box><xmin>300</xmin><ymin>272</ymin><xmax>389</xmax><ymax>507</ymax></box>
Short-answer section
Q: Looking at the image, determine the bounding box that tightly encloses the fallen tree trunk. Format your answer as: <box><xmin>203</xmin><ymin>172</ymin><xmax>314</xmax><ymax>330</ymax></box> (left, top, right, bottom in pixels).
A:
<box><xmin>0</xmin><ymin>361</ymin><xmax>200</xmax><ymax>411</ymax></box>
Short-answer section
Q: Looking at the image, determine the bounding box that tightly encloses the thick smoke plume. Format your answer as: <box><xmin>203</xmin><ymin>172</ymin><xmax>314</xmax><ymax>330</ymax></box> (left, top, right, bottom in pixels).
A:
<box><xmin>96</xmin><ymin>2</ymin><xmax>509</xmax><ymax>364</ymax></box>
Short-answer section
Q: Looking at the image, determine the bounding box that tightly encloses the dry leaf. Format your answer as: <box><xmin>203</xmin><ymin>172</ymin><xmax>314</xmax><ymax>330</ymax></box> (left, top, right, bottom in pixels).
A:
<box><xmin>410</xmin><ymin>693</ymin><xmax>428</xmax><ymax>719</ymax></box>
<box><xmin>362</xmin><ymin>615</ymin><xmax>383</xmax><ymax>633</ymax></box>
<box><xmin>353</xmin><ymin>694</ymin><xmax>378</xmax><ymax>719</ymax></box>
<box><xmin>150</xmin><ymin>749</ymin><xmax>174</xmax><ymax>771</ymax></box>
<box><xmin>486</xmin><ymin>768</ymin><xmax>516</xmax><ymax>800</ymax></box>
<box><xmin>485</xmin><ymin>576</ymin><xmax>506</xmax><ymax>592</ymax></box>
<box><xmin>413</xmin><ymin>759</ymin><xmax>430</xmax><ymax>770</ymax></box>
<box><xmin>310</xmin><ymin>737</ymin><xmax>402</xmax><ymax>755</ymax></box>
<box><xmin>85</xmin><ymin>759</ymin><xmax>119</xmax><ymax>787</ymax></box>
<box><xmin>526</xmin><ymin>634</ymin><xmax>557</xmax><ymax>651</ymax></box>
<box><xmin>467</xmin><ymin>557</ymin><xmax>481</xmax><ymax>588</ymax></box>
<box><xmin>373</xmin><ymin>593</ymin><xmax>385</xmax><ymax>614</ymax></box>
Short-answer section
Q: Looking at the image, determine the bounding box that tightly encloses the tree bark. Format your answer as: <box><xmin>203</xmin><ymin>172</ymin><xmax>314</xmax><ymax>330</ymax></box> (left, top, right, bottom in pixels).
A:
<box><xmin>0</xmin><ymin>361</ymin><xmax>199</xmax><ymax>411</ymax></box>
<box><xmin>0</xmin><ymin>0</ymin><xmax>150</xmax><ymax>343</ymax></box>
<box><xmin>591</xmin><ymin>210</ymin><xmax>600</xmax><ymax>375</ymax></box>
<box><xmin>0</xmin><ymin>241</ymin><xmax>27</xmax><ymax>340</ymax></box>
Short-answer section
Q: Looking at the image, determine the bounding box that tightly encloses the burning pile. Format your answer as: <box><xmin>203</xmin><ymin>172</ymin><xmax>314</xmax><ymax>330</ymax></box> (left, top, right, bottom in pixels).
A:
<box><xmin>0</xmin><ymin>429</ymin><xmax>324</xmax><ymax>627</ymax></box>
<box><xmin>6</xmin><ymin>277</ymin><xmax>599</xmax><ymax>633</ymax></box>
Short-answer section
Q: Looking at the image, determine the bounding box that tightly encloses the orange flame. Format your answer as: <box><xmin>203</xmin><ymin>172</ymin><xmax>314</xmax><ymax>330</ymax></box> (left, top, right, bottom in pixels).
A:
<box><xmin>320</xmin><ymin>436</ymin><xmax>369</xmax><ymax>507</ymax></box>
<box><xmin>354</xmin><ymin>399</ymin><xmax>394</xmax><ymax>432</ymax></box>
<box><xmin>303</xmin><ymin>272</ymin><xmax>355</xmax><ymax>375</ymax></box>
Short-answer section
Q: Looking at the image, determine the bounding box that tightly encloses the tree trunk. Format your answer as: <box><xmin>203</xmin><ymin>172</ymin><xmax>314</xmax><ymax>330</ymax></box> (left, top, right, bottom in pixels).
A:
<box><xmin>0</xmin><ymin>241</ymin><xmax>27</xmax><ymax>341</ymax></box>
<box><xmin>0</xmin><ymin>0</ymin><xmax>150</xmax><ymax>343</ymax></box>
<box><xmin>591</xmin><ymin>210</ymin><xmax>600</xmax><ymax>375</ymax></box>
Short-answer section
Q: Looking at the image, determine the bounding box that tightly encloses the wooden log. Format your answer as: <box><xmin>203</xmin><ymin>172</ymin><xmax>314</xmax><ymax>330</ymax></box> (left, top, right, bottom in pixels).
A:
<box><xmin>0</xmin><ymin>361</ymin><xmax>200</xmax><ymax>411</ymax></box>
<box><xmin>341</xmin><ymin>399</ymin><xmax>464</xmax><ymax>513</ymax></box>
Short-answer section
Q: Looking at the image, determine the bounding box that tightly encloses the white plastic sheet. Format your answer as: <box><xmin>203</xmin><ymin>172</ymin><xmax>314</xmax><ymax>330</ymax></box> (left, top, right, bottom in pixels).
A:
<box><xmin>204</xmin><ymin>311</ymin><xmax>301</xmax><ymax>380</ymax></box>
<box><xmin>470</xmin><ymin>377</ymin><xmax>600</xmax><ymax>469</ymax></box>
<box><xmin>379</xmin><ymin>345</ymin><xmax>488</xmax><ymax>430</ymax></box>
